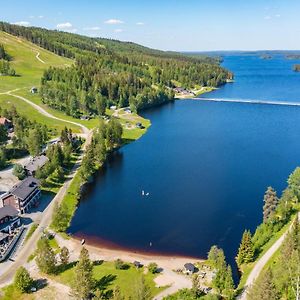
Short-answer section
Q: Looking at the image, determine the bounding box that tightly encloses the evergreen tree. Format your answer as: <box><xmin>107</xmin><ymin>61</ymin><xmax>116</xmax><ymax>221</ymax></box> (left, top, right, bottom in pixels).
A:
<box><xmin>236</xmin><ymin>230</ymin><xmax>254</xmax><ymax>267</ymax></box>
<box><xmin>263</xmin><ymin>187</ymin><xmax>279</xmax><ymax>223</ymax></box>
<box><xmin>288</xmin><ymin>167</ymin><xmax>300</xmax><ymax>201</ymax></box>
<box><xmin>72</xmin><ymin>247</ymin><xmax>94</xmax><ymax>300</ymax></box>
<box><xmin>247</xmin><ymin>268</ymin><xmax>279</xmax><ymax>300</ymax></box>
<box><xmin>133</xmin><ymin>275</ymin><xmax>152</xmax><ymax>300</ymax></box>
<box><xmin>14</xmin><ymin>267</ymin><xmax>34</xmax><ymax>293</ymax></box>
<box><xmin>0</xmin><ymin>148</ymin><xmax>6</xmax><ymax>169</ymax></box>
<box><xmin>0</xmin><ymin>124</ymin><xmax>8</xmax><ymax>144</ymax></box>
<box><xmin>112</xmin><ymin>286</ymin><xmax>124</xmax><ymax>300</ymax></box>
<box><xmin>60</xmin><ymin>246</ymin><xmax>70</xmax><ymax>266</ymax></box>
<box><xmin>35</xmin><ymin>238</ymin><xmax>57</xmax><ymax>274</ymax></box>
<box><xmin>223</xmin><ymin>265</ymin><xmax>235</xmax><ymax>300</ymax></box>
<box><xmin>27</xmin><ymin>127</ymin><xmax>43</xmax><ymax>156</ymax></box>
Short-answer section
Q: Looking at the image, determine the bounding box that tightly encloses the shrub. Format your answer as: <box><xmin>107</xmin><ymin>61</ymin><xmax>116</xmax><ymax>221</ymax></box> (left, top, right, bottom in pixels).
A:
<box><xmin>148</xmin><ymin>262</ymin><xmax>158</xmax><ymax>274</ymax></box>
<box><xmin>14</xmin><ymin>267</ymin><xmax>33</xmax><ymax>293</ymax></box>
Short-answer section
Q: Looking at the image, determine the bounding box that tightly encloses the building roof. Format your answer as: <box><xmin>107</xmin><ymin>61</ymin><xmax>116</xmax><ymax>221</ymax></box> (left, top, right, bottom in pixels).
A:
<box><xmin>184</xmin><ymin>263</ymin><xmax>195</xmax><ymax>271</ymax></box>
<box><xmin>0</xmin><ymin>205</ymin><xmax>18</xmax><ymax>220</ymax></box>
<box><xmin>10</xmin><ymin>177</ymin><xmax>40</xmax><ymax>200</ymax></box>
<box><xmin>24</xmin><ymin>155</ymin><xmax>49</xmax><ymax>173</ymax></box>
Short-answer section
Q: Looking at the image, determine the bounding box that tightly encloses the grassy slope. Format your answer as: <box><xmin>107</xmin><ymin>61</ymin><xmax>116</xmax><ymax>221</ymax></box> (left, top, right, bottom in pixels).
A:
<box><xmin>0</xmin><ymin>31</ymin><xmax>72</xmax><ymax>92</ymax></box>
<box><xmin>0</xmin><ymin>31</ymin><xmax>83</xmax><ymax>133</ymax></box>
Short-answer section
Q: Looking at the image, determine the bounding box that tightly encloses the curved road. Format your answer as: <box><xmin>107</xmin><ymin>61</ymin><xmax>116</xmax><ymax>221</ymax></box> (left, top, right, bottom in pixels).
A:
<box><xmin>0</xmin><ymin>94</ymin><xmax>92</xmax><ymax>286</ymax></box>
<box><xmin>239</xmin><ymin>213</ymin><xmax>299</xmax><ymax>300</ymax></box>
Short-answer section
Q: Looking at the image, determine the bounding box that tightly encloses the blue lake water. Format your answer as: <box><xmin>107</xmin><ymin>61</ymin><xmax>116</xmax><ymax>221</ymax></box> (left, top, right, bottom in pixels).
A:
<box><xmin>69</xmin><ymin>53</ymin><xmax>300</xmax><ymax>276</ymax></box>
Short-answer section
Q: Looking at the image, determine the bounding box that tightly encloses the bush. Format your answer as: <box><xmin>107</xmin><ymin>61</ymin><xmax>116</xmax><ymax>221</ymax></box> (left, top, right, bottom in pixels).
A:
<box><xmin>114</xmin><ymin>259</ymin><xmax>130</xmax><ymax>270</ymax></box>
<box><xmin>148</xmin><ymin>262</ymin><xmax>158</xmax><ymax>274</ymax></box>
<box><xmin>14</xmin><ymin>267</ymin><xmax>33</xmax><ymax>293</ymax></box>
<box><xmin>13</xmin><ymin>163</ymin><xmax>26</xmax><ymax>180</ymax></box>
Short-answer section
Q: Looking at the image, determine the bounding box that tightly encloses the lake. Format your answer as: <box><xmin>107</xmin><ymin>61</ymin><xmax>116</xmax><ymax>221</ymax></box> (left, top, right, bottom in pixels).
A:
<box><xmin>69</xmin><ymin>53</ymin><xmax>300</xmax><ymax>274</ymax></box>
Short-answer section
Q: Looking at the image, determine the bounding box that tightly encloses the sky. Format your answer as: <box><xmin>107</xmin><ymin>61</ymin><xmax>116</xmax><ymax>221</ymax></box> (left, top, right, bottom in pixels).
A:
<box><xmin>1</xmin><ymin>0</ymin><xmax>300</xmax><ymax>51</ymax></box>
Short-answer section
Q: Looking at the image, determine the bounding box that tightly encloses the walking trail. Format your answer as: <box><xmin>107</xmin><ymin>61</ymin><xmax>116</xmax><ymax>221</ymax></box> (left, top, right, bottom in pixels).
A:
<box><xmin>35</xmin><ymin>51</ymin><xmax>45</xmax><ymax>64</ymax></box>
<box><xmin>239</xmin><ymin>212</ymin><xmax>300</xmax><ymax>300</ymax></box>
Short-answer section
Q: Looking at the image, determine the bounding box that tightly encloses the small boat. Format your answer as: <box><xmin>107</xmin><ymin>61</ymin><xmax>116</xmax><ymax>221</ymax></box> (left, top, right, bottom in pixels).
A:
<box><xmin>142</xmin><ymin>190</ymin><xmax>145</xmax><ymax>196</ymax></box>
<box><xmin>149</xmin><ymin>242</ymin><xmax>152</xmax><ymax>247</ymax></box>
<box><xmin>146</xmin><ymin>192</ymin><xmax>150</xmax><ymax>196</ymax></box>
<box><xmin>81</xmin><ymin>239</ymin><xmax>85</xmax><ymax>245</ymax></box>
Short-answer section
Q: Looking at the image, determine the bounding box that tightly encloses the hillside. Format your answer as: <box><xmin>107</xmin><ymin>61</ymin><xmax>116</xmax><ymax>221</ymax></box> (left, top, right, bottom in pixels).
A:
<box><xmin>0</xmin><ymin>22</ymin><xmax>232</xmax><ymax>118</ymax></box>
<box><xmin>0</xmin><ymin>30</ymin><xmax>72</xmax><ymax>92</ymax></box>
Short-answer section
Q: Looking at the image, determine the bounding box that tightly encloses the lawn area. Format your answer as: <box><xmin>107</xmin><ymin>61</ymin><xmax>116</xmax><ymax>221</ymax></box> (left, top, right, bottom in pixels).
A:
<box><xmin>55</xmin><ymin>261</ymin><xmax>165</xmax><ymax>299</ymax></box>
<box><xmin>0</xmin><ymin>284</ymin><xmax>34</xmax><ymax>300</ymax></box>
<box><xmin>0</xmin><ymin>31</ymin><xmax>72</xmax><ymax>93</ymax></box>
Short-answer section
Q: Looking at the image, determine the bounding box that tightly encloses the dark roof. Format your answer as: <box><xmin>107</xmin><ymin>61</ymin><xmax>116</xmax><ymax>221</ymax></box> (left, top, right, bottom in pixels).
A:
<box><xmin>10</xmin><ymin>177</ymin><xmax>40</xmax><ymax>200</ymax></box>
<box><xmin>0</xmin><ymin>205</ymin><xmax>18</xmax><ymax>220</ymax></box>
<box><xmin>133</xmin><ymin>261</ymin><xmax>142</xmax><ymax>267</ymax></box>
<box><xmin>184</xmin><ymin>263</ymin><xmax>195</xmax><ymax>271</ymax></box>
<box><xmin>24</xmin><ymin>155</ymin><xmax>49</xmax><ymax>173</ymax></box>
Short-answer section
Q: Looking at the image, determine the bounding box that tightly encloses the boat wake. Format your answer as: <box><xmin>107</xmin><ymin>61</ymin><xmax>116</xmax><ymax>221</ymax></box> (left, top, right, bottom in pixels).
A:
<box><xmin>194</xmin><ymin>97</ymin><xmax>300</xmax><ymax>107</ymax></box>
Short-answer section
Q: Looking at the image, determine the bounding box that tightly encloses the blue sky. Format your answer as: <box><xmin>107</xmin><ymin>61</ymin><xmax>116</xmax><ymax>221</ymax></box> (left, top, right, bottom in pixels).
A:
<box><xmin>1</xmin><ymin>0</ymin><xmax>300</xmax><ymax>51</ymax></box>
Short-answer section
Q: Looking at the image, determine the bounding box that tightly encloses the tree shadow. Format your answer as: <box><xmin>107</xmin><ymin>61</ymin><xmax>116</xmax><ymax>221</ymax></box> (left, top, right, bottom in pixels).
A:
<box><xmin>93</xmin><ymin>260</ymin><xmax>104</xmax><ymax>266</ymax></box>
<box><xmin>56</xmin><ymin>261</ymin><xmax>78</xmax><ymax>274</ymax></box>
<box><xmin>35</xmin><ymin>278</ymin><xmax>48</xmax><ymax>290</ymax></box>
<box><xmin>94</xmin><ymin>274</ymin><xmax>117</xmax><ymax>291</ymax></box>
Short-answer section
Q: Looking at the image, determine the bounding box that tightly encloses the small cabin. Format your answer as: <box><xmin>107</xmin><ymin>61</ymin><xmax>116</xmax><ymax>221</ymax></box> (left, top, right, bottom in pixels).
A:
<box><xmin>30</xmin><ymin>87</ymin><xmax>38</xmax><ymax>94</ymax></box>
<box><xmin>183</xmin><ymin>263</ymin><xmax>195</xmax><ymax>275</ymax></box>
<box><xmin>133</xmin><ymin>261</ymin><xmax>143</xmax><ymax>268</ymax></box>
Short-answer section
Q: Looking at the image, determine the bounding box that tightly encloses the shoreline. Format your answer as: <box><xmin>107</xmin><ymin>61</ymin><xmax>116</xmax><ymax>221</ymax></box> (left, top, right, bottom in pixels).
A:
<box><xmin>175</xmin><ymin>86</ymin><xmax>217</xmax><ymax>100</ymax></box>
<box><xmin>69</xmin><ymin>232</ymin><xmax>204</xmax><ymax>262</ymax></box>
<box><xmin>57</xmin><ymin>233</ymin><xmax>202</xmax><ymax>270</ymax></box>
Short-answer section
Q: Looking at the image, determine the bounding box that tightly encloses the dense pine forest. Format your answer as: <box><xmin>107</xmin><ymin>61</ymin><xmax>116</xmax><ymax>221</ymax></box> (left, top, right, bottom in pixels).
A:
<box><xmin>0</xmin><ymin>22</ymin><xmax>232</xmax><ymax>116</ymax></box>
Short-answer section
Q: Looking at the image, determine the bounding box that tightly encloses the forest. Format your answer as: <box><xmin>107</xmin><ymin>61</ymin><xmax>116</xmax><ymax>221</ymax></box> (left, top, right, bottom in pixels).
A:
<box><xmin>0</xmin><ymin>22</ymin><xmax>232</xmax><ymax>116</ymax></box>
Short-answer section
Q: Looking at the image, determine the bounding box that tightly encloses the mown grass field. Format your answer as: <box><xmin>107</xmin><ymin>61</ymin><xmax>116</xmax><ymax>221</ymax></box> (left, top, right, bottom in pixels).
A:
<box><xmin>0</xmin><ymin>31</ymin><xmax>72</xmax><ymax>93</ymax></box>
<box><xmin>55</xmin><ymin>260</ymin><xmax>165</xmax><ymax>299</ymax></box>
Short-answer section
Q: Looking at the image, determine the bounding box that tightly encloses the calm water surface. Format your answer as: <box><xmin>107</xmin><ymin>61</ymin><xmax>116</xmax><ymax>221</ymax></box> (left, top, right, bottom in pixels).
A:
<box><xmin>69</xmin><ymin>54</ymin><xmax>300</xmax><ymax>274</ymax></box>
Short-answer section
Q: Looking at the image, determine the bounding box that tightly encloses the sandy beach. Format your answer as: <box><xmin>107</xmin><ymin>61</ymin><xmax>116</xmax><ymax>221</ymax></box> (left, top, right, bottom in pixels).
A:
<box><xmin>53</xmin><ymin>233</ymin><xmax>202</xmax><ymax>299</ymax></box>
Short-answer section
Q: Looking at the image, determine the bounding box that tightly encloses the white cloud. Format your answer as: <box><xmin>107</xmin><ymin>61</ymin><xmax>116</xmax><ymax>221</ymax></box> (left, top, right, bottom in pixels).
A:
<box><xmin>83</xmin><ymin>26</ymin><xmax>101</xmax><ymax>31</ymax></box>
<box><xmin>275</xmin><ymin>14</ymin><xmax>281</xmax><ymax>18</ymax></box>
<box><xmin>264</xmin><ymin>15</ymin><xmax>271</xmax><ymax>20</ymax></box>
<box><xmin>29</xmin><ymin>16</ymin><xmax>34</xmax><ymax>19</ymax></box>
<box><xmin>136</xmin><ymin>22</ymin><xmax>144</xmax><ymax>26</ymax></box>
<box><xmin>114</xmin><ymin>28</ymin><xmax>124</xmax><ymax>33</ymax></box>
<box><xmin>38</xmin><ymin>15</ymin><xmax>44</xmax><ymax>19</ymax></box>
<box><xmin>105</xmin><ymin>19</ymin><xmax>124</xmax><ymax>25</ymax></box>
<box><xmin>57</xmin><ymin>22</ymin><xmax>73</xmax><ymax>29</ymax></box>
<box><xmin>13</xmin><ymin>21</ymin><xmax>30</xmax><ymax>26</ymax></box>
